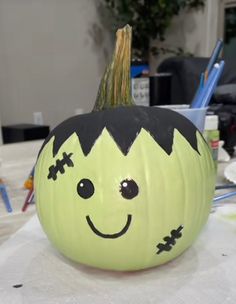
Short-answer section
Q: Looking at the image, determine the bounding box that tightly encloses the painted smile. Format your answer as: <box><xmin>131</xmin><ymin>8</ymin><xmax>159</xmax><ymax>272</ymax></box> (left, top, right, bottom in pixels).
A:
<box><xmin>156</xmin><ymin>225</ymin><xmax>184</xmax><ymax>254</ymax></box>
<box><xmin>86</xmin><ymin>214</ymin><xmax>132</xmax><ymax>239</ymax></box>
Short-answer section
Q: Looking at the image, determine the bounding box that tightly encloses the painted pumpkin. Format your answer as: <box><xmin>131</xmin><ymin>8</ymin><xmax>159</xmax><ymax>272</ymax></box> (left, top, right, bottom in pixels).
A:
<box><xmin>35</xmin><ymin>25</ymin><xmax>215</xmax><ymax>271</ymax></box>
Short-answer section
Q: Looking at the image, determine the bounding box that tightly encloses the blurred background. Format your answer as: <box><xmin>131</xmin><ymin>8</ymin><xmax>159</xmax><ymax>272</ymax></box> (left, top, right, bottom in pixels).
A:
<box><xmin>0</xmin><ymin>0</ymin><xmax>235</xmax><ymax>130</ymax></box>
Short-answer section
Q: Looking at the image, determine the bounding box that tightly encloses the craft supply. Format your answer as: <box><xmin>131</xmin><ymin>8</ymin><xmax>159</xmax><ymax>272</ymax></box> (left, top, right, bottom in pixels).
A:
<box><xmin>24</xmin><ymin>166</ymin><xmax>34</xmax><ymax>190</ymax></box>
<box><xmin>190</xmin><ymin>39</ymin><xmax>224</xmax><ymax>109</ymax></box>
<box><xmin>191</xmin><ymin>61</ymin><xmax>225</xmax><ymax>108</ymax></box>
<box><xmin>204</xmin><ymin>115</ymin><xmax>219</xmax><ymax>170</ymax></box>
<box><xmin>213</xmin><ymin>191</ymin><xmax>236</xmax><ymax>203</ymax></box>
<box><xmin>190</xmin><ymin>72</ymin><xmax>205</xmax><ymax>108</ymax></box>
<box><xmin>205</xmin><ymin>39</ymin><xmax>223</xmax><ymax>82</ymax></box>
<box><xmin>0</xmin><ymin>179</ymin><xmax>12</xmax><ymax>213</ymax></box>
<box><xmin>215</xmin><ymin>184</ymin><xmax>236</xmax><ymax>190</ymax></box>
<box><xmin>159</xmin><ymin>104</ymin><xmax>207</xmax><ymax>133</ymax></box>
<box><xmin>22</xmin><ymin>189</ymin><xmax>34</xmax><ymax>212</ymax></box>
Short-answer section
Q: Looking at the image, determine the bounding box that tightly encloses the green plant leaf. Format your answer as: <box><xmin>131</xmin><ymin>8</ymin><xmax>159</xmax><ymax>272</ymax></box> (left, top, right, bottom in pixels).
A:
<box><xmin>102</xmin><ymin>0</ymin><xmax>205</xmax><ymax>59</ymax></box>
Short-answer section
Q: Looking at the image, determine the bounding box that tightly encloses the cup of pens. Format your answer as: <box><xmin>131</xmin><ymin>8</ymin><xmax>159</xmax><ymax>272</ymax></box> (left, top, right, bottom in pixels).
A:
<box><xmin>159</xmin><ymin>40</ymin><xmax>225</xmax><ymax>133</ymax></box>
<box><xmin>190</xmin><ymin>39</ymin><xmax>224</xmax><ymax>110</ymax></box>
<box><xmin>159</xmin><ymin>40</ymin><xmax>236</xmax><ymax>204</ymax></box>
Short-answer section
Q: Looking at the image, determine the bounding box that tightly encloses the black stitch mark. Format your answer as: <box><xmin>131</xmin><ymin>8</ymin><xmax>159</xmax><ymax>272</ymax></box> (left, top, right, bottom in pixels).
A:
<box><xmin>48</xmin><ymin>152</ymin><xmax>74</xmax><ymax>181</ymax></box>
<box><xmin>156</xmin><ymin>225</ymin><xmax>183</xmax><ymax>255</ymax></box>
<box><xmin>13</xmin><ymin>284</ymin><xmax>23</xmax><ymax>288</ymax></box>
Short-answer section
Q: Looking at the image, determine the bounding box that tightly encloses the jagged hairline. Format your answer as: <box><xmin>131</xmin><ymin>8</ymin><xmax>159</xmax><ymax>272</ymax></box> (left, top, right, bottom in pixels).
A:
<box><xmin>44</xmin><ymin>127</ymin><xmax>200</xmax><ymax>158</ymax></box>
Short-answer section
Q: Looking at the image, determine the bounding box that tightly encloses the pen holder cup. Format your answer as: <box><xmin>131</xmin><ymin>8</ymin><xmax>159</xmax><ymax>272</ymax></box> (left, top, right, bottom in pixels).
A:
<box><xmin>158</xmin><ymin>105</ymin><xmax>207</xmax><ymax>133</ymax></box>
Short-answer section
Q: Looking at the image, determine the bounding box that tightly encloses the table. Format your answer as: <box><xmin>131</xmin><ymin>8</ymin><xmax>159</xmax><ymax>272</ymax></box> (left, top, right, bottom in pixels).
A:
<box><xmin>0</xmin><ymin>140</ymin><xmax>236</xmax><ymax>304</ymax></box>
<box><xmin>0</xmin><ymin>140</ymin><xmax>42</xmax><ymax>244</ymax></box>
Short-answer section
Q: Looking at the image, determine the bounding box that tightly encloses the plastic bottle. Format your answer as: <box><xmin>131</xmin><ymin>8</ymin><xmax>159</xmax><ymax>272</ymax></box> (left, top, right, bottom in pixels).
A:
<box><xmin>204</xmin><ymin>115</ymin><xmax>220</xmax><ymax>171</ymax></box>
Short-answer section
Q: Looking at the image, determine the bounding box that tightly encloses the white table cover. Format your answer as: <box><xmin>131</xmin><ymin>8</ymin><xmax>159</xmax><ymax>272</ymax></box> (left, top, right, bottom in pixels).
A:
<box><xmin>0</xmin><ymin>205</ymin><xmax>236</xmax><ymax>304</ymax></box>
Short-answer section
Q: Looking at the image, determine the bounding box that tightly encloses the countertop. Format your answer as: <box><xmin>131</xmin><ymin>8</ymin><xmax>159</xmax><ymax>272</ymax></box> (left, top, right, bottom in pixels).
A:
<box><xmin>0</xmin><ymin>140</ymin><xmax>42</xmax><ymax>244</ymax></box>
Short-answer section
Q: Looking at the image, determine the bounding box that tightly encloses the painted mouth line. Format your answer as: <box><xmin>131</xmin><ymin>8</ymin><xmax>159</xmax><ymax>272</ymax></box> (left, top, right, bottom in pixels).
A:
<box><xmin>86</xmin><ymin>214</ymin><xmax>132</xmax><ymax>239</ymax></box>
<box><xmin>156</xmin><ymin>225</ymin><xmax>184</xmax><ymax>255</ymax></box>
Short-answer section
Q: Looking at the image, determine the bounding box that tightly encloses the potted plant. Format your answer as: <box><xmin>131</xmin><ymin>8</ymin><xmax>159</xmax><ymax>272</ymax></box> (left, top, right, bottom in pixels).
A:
<box><xmin>103</xmin><ymin>0</ymin><xmax>205</xmax><ymax>61</ymax></box>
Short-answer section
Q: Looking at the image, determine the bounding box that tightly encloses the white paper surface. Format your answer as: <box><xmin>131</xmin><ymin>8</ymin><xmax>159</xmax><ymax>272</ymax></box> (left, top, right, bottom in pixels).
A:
<box><xmin>0</xmin><ymin>209</ymin><xmax>236</xmax><ymax>304</ymax></box>
<box><xmin>224</xmin><ymin>161</ymin><xmax>236</xmax><ymax>183</ymax></box>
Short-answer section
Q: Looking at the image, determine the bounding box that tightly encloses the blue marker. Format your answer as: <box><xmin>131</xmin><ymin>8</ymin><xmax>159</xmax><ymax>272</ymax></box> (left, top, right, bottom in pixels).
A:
<box><xmin>205</xmin><ymin>39</ymin><xmax>223</xmax><ymax>80</ymax></box>
<box><xmin>191</xmin><ymin>61</ymin><xmax>225</xmax><ymax>109</ymax></box>
<box><xmin>190</xmin><ymin>72</ymin><xmax>205</xmax><ymax>108</ymax></box>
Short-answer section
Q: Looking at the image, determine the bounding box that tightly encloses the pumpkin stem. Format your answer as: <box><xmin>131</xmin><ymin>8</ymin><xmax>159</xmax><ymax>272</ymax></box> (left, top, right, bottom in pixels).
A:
<box><xmin>93</xmin><ymin>24</ymin><xmax>134</xmax><ymax>111</ymax></box>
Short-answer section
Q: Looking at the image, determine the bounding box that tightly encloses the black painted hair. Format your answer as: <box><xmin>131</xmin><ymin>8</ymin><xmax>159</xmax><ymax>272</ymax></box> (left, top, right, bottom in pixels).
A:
<box><xmin>39</xmin><ymin>106</ymin><xmax>200</xmax><ymax>158</ymax></box>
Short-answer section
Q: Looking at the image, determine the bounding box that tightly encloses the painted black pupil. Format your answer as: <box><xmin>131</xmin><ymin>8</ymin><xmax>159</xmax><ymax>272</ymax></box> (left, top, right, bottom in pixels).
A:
<box><xmin>77</xmin><ymin>179</ymin><xmax>94</xmax><ymax>199</ymax></box>
<box><xmin>120</xmin><ymin>179</ymin><xmax>139</xmax><ymax>199</ymax></box>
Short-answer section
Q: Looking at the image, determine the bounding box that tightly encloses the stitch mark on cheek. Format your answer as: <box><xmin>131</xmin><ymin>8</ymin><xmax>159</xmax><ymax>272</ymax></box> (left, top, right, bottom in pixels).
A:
<box><xmin>48</xmin><ymin>152</ymin><xmax>74</xmax><ymax>181</ymax></box>
<box><xmin>156</xmin><ymin>225</ymin><xmax>183</xmax><ymax>255</ymax></box>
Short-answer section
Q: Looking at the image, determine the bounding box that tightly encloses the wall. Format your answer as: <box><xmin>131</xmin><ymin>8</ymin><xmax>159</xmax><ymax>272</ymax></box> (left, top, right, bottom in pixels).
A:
<box><xmin>150</xmin><ymin>0</ymin><xmax>222</xmax><ymax>73</ymax></box>
<box><xmin>0</xmin><ymin>0</ymin><xmax>112</xmax><ymax>129</ymax></box>
<box><xmin>0</xmin><ymin>0</ymin><xmax>222</xmax><ymax>128</ymax></box>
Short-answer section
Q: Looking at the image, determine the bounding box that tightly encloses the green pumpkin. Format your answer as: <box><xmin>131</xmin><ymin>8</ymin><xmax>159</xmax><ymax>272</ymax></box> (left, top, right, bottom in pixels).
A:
<box><xmin>35</xmin><ymin>25</ymin><xmax>215</xmax><ymax>271</ymax></box>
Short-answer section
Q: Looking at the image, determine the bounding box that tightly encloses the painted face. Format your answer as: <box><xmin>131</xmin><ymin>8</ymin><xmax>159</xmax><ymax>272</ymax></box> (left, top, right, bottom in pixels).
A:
<box><xmin>35</xmin><ymin>127</ymin><xmax>215</xmax><ymax>271</ymax></box>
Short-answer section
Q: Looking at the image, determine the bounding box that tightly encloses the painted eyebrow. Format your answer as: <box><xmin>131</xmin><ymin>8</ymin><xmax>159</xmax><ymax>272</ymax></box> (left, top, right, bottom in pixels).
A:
<box><xmin>47</xmin><ymin>152</ymin><xmax>74</xmax><ymax>181</ymax></box>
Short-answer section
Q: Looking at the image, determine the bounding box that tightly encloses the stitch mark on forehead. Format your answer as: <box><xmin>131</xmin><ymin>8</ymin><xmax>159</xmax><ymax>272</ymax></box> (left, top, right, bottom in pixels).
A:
<box><xmin>48</xmin><ymin>152</ymin><xmax>74</xmax><ymax>181</ymax></box>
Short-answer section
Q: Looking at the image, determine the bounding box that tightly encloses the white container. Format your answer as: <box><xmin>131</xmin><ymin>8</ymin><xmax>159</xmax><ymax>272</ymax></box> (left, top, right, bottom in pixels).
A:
<box><xmin>204</xmin><ymin>115</ymin><xmax>219</xmax><ymax>131</ymax></box>
<box><xmin>158</xmin><ymin>104</ymin><xmax>207</xmax><ymax>133</ymax></box>
<box><xmin>204</xmin><ymin>115</ymin><xmax>219</xmax><ymax>170</ymax></box>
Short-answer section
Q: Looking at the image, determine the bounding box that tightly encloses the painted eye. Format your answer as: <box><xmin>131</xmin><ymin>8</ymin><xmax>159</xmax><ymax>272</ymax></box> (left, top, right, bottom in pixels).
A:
<box><xmin>77</xmin><ymin>179</ymin><xmax>94</xmax><ymax>199</ymax></box>
<box><xmin>120</xmin><ymin>179</ymin><xmax>139</xmax><ymax>199</ymax></box>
